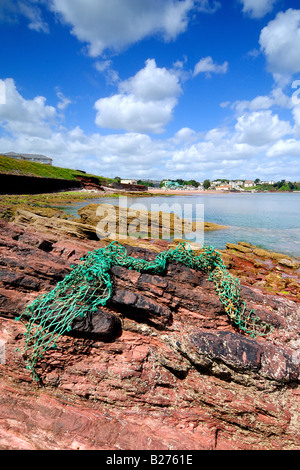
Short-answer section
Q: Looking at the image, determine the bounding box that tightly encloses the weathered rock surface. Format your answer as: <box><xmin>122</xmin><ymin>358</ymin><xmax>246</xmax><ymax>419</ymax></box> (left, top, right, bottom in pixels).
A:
<box><xmin>14</xmin><ymin>208</ymin><xmax>99</xmax><ymax>240</ymax></box>
<box><xmin>13</xmin><ymin>203</ymin><xmax>226</xmax><ymax>245</ymax></box>
<box><xmin>77</xmin><ymin>203</ymin><xmax>226</xmax><ymax>239</ymax></box>
<box><xmin>224</xmin><ymin>241</ymin><xmax>300</xmax><ymax>303</ymax></box>
<box><xmin>0</xmin><ymin>219</ymin><xmax>299</xmax><ymax>450</ymax></box>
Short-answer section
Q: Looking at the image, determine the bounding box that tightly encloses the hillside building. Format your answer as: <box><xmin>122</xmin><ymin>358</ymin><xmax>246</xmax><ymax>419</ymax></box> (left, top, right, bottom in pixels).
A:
<box><xmin>2</xmin><ymin>152</ymin><xmax>52</xmax><ymax>165</ymax></box>
<box><xmin>120</xmin><ymin>179</ymin><xmax>137</xmax><ymax>185</ymax></box>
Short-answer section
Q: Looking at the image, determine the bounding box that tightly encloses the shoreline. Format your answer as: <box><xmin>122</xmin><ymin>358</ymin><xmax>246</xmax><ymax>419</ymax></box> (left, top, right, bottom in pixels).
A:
<box><xmin>1</xmin><ymin>189</ymin><xmax>299</xmax><ymax>258</ymax></box>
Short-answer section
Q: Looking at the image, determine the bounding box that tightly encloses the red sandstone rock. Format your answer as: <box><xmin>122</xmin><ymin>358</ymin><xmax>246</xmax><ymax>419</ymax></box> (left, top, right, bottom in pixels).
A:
<box><xmin>0</xmin><ymin>218</ymin><xmax>299</xmax><ymax>450</ymax></box>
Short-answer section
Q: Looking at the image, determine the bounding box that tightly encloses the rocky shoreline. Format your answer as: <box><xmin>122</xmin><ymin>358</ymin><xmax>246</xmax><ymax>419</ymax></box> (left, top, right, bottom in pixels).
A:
<box><xmin>0</xmin><ymin>195</ymin><xmax>299</xmax><ymax>450</ymax></box>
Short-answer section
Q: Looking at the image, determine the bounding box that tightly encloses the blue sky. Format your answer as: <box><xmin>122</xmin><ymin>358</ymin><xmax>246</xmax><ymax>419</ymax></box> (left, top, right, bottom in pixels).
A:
<box><xmin>1</xmin><ymin>0</ymin><xmax>300</xmax><ymax>182</ymax></box>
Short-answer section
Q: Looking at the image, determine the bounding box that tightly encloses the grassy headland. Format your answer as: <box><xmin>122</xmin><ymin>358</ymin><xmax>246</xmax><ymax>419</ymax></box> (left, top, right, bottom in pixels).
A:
<box><xmin>0</xmin><ymin>155</ymin><xmax>114</xmax><ymax>184</ymax></box>
<box><xmin>0</xmin><ymin>155</ymin><xmax>121</xmax><ymax>219</ymax></box>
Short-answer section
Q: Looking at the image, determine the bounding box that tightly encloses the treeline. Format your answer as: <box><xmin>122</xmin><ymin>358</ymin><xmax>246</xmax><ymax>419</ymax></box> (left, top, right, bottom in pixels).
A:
<box><xmin>159</xmin><ymin>179</ymin><xmax>201</xmax><ymax>188</ymax></box>
<box><xmin>255</xmin><ymin>180</ymin><xmax>300</xmax><ymax>191</ymax></box>
<box><xmin>137</xmin><ymin>180</ymin><xmax>154</xmax><ymax>187</ymax></box>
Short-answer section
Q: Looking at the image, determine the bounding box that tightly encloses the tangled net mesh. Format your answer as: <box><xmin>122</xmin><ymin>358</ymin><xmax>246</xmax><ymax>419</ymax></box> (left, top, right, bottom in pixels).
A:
<box><xmin>16</xmin><ymin>242</ymin><xmax>273</xmax><ymax>380</ymax></box>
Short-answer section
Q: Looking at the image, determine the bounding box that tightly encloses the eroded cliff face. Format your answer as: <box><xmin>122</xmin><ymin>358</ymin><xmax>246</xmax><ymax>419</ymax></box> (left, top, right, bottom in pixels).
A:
<box><xmin>0</xmin><ymin>218</ymin><xmax>299</xmax><ymax>450</ymax></box>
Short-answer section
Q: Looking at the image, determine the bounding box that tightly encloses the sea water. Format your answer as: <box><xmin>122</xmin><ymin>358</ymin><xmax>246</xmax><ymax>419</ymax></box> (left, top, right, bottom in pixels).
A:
<box><xmin>58</xmin><ymin>192</ymin><xmax>300</xmax><ymax>258</ymax></box>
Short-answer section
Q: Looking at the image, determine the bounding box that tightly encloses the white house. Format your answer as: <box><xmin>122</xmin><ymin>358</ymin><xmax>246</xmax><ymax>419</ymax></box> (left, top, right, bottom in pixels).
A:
<box><xmin>244</xmin><ymin>180</ymin><xmax>254</xmax><ymax>188</ymax></box>
<box><xmin>120</xmin><ymin>179</ymin><xmax>137</xmax><ymax>185</ymax></box>
<box><xmin>229</xmin><ymin>181</ymin><xmax>242</xmax><ymax>190</ymax></box>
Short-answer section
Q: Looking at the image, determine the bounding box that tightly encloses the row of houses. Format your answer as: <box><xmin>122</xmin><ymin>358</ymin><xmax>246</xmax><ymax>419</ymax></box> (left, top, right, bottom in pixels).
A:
<box><xmin>213</xmin><ymin>180</ymin><xmax>275</xmax><ymax>191</ymax></box>
<box><xmin>159</xmin><ymin>179</ymin><xmax>277</xmax><ymax>191</ymax></box>
<box><xmin>213</xmin><ymin>180</ymin><xmax>251</xmax><ymax>191</ymax></box>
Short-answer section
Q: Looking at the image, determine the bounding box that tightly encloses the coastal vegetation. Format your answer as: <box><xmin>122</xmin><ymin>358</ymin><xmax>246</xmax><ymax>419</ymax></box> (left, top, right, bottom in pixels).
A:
<box><xmin>203</xmin><ymin>179</ymin><xmax>211</xmax><ymax>190</ymax></box>
<box><xmin>0</xmin><ymin>155</ymin><xmax>115</xmax><ymax>185</ymax></box>
<box><xmin>137</xmin><ymin>179</ymin><xmax>154</xmax><ymax>187</ymax></box>
<box><xmin>253</xmin><ymin>180</ymin><xmax>300</xmax><ymax>192</ymax></box>
<box><xmin>159</xmin><ymin>178</ymin><xmax>201</xmax><ymax>188</ymax></box>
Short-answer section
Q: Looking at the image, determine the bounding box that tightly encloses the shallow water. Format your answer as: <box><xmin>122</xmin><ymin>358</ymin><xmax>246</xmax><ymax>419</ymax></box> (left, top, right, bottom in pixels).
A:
<box><xmin>57</xmin><ymin>192</ymin><xmax>300</xmax><ymax>257</ymax></box>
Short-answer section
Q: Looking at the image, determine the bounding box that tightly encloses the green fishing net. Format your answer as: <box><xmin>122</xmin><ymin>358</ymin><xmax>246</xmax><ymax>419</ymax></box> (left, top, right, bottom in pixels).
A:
<box><xmin>16</xmin><ymin>242</ymin><xmax>272</xmax><ymax>380</ymax></box>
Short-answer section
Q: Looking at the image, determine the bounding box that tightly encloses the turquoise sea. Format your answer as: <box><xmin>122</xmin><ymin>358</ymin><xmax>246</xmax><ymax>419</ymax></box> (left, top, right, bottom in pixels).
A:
<box><xmin>59</xmin><ymin>192</ymin><xmax>300</xmax><ymax>258</ymax></box>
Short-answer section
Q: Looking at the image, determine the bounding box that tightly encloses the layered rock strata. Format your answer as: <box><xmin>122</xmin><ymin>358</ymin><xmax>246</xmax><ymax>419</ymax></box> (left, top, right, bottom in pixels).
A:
<box><xmin>0</xmin><ymin>218</ymin><xmax>299</xmax><ymax>450</ymax></box>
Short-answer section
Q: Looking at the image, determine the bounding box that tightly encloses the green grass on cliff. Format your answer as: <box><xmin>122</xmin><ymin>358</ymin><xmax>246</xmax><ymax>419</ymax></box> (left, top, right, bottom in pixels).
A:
<box><xmin>0</xmin><ymin>155</ymin><xmax>114</xmax><ymax>184</ymax></box>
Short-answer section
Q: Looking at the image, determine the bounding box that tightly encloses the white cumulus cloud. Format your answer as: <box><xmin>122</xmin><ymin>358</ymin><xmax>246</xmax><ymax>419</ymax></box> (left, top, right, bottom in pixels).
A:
<box><xmin>119</xmin><ymin>59</ymin><xmax>182</xmax><ymax>101</ymax></box>
<box><xmin>0</xmin><ymin>78</ymin><xmax>56</xmax><ymax>138</ymax></box>
<box><xmin>239</xmin><ymin>0</ymin><xmax>278</xmax><ymax>19</ymax></box>
<box><xmin>232</xmin><ymin>87</ymin><xmax>294</xmax><ymax>115</ymax></box>
<box><xmin>235</xmin><ymin>110</ymin><xmax>292</xmax><ymax>147</ymax></box>
<box><xmin>94</xmin><ymin>59</ymin><xmax>182</xmax><ymax>134</ymax></box>
<box><xmin>0</xmin><ymin>77</ymin><xmax>172</xmax><ymax>178</ymax></box>
<box><xmin>1</xmin><ymin>77</ymin><xmax>299</xmax><ymax>182</ymax></box>
<box><xmin>259</xmin><ymin>9</ymin><xmax>300</xmax><ymax>84</ymax></box>
<box><xmin>49</xmin><ymin>0</ymin><xmax>209</xmax><ymax>56</ymax></box>
<box><xmin>267</xmin><ymin>139</ymin><xmax>300</xmax><ymax>158</ymax></box>
<box><xmin>193</xmin><ymin>56</ymin><xmax>228</xmax><ymax>77</ymax></box>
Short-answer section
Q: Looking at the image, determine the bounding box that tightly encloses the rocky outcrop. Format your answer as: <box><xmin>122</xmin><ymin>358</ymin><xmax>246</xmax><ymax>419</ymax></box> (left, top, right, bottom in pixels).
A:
<box><xmin>12</xmin><ymin>203</ymin><xmax>226</xmax><ymax>243</ymax></box>
<box><xmin>77</xmin><ymin>202</ymin><xmax>227</xmax><ymax>239</ymax></box>
<box><xmin>13</xmin><ymin>208</ymin><xmax>99</xmax><ymax>240</ymax></box>
<box><xmin>224</xmin><ymin>241</ymin><xmax>300</xmax><ymax>303</ymax></box>
<box><xmin>74</xmin><ymin>174</ymin><xmax>107</xmax><ymax>191</ymax></box>
<box><xmin>0</xmin><ymin>219</ymin><xmax>299</xmax><ymax>450</ymax></box>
